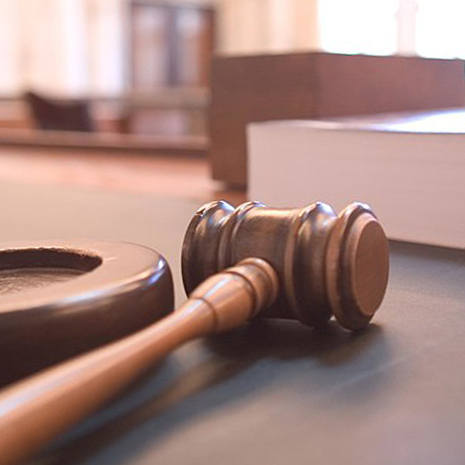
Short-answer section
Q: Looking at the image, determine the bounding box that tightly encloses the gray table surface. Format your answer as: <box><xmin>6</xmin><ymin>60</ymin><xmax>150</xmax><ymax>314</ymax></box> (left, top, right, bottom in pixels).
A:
<box><xmin>2</xmin><ymin>181</ymin><xmax>465</xmax><ymax>465</ymax></box>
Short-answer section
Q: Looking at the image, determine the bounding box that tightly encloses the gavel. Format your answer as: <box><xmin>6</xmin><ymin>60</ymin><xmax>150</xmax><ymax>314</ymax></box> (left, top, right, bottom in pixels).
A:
<box><xmin>0</xmin><ymin>201</ymin><xmax>389</xmax><ymax>465</ymax></box>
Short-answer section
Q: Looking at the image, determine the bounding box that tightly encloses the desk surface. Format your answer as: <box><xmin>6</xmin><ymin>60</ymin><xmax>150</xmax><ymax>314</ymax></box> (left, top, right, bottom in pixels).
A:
<box><xmin>2</xmin><ymin>181</ymin><xmax>464</xmax><ymax>465</ymax></box>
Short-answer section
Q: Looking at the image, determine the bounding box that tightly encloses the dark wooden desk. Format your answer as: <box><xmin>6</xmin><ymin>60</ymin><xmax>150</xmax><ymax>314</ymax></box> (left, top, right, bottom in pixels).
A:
<box><xmin>1</xmin><ymin>181</ymin><xmax>464</xmax><ymax>465</ymax></box>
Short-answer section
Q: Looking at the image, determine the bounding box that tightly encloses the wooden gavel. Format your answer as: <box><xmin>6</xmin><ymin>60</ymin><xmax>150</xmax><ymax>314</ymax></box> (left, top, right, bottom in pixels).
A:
<box><xmin>0</xmin><ymin>201</ymin><xmax>389</xmax><ymax>465</ymax></box>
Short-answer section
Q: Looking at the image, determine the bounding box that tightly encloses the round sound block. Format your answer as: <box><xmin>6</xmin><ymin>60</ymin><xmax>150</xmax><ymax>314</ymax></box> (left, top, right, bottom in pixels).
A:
<box><xmin>0</xmin><ymin>240</ymin><xmax>173</xmax><ymax>386</ymax></box>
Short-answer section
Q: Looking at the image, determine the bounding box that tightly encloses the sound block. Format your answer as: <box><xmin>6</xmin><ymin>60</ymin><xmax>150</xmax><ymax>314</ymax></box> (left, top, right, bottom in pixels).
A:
<box><xmin>0</xmin><ymin>240</ymin><xmax>173</xmax><ymax>386</ymax></box>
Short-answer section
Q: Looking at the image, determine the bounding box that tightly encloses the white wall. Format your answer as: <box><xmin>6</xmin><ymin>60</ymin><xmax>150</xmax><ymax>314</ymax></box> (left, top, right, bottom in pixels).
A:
<box><xmin>85</xmin><ymin>0</ymin><xmax>127</xmax><ymax>96</ymax></box>
<box><xmin>0</xmin><ymin>0</ymin><xmax>126</xmax><ymax>97</ymax></box>
<box><xmin>0</xmin><ymin>0</ymin><xmax>455</xmax><ymax>97</ymax></box>
<box><xmin>216</xmin><ymin>0</ymin><xmax>319</xmax><ymax>55</ymax></box>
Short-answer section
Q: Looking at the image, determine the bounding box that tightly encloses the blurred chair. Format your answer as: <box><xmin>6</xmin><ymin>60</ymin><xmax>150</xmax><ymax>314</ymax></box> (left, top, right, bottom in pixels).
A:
<box><xmin>24</xmin><ymin>91</ymin><xmax>95</xmax><ymax>132</ymax></box>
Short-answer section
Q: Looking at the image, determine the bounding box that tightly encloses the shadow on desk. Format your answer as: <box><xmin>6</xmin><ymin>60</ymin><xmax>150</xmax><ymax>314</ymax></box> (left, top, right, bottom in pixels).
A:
<box><xmin>389</xmin><ymin>240</ymin><xmax>465</xmax><ymax>264</ymax></box>
<box><xmin>29</xmin><ymin>320</ymin><xmax>389</xmax><ymax>465</ymax></box>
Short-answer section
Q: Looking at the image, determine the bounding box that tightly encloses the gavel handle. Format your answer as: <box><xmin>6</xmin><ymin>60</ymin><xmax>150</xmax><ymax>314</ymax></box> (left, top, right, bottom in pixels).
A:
<box><xmin>0</xmin><ymin>258</ymin><xmax>277</xmax><ymax>465</ymax></box>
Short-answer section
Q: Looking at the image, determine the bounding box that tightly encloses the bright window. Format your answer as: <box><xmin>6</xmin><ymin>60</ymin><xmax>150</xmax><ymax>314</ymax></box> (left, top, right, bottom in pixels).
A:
<box><xmin>318</xmin><ymin>0</ymin><xmax>398</xmax><ymax>56</ymax></box>
<box><xmin>415</xmin><ymin>0</ymin><xmax>465</xmax><ymax>58</ymax></box>
<box><xmin>319</xmin><ymin>0</ymin><xmax>465</xmax><ymax>59</ymax></box>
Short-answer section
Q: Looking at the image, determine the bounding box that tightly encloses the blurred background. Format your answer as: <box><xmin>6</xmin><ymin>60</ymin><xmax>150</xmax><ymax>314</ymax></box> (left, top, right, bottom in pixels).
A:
<box><xmin>0</xmin><ymin>0</ymin><xmax>463</xmax><ymax>200</ymax></box>
<box><xmin>1</xmin><ymin>0</ymin><xmax>464</xmax><ymax>136</ymax></box>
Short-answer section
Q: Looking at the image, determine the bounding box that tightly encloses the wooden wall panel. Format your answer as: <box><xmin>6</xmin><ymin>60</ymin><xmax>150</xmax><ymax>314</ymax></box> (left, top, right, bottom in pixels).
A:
<box><xmin>130</xmin><ymin>1</ymin><xmax>215</xmax><ymax>89</ymax></box>
<box><xmin>209</xmin><ymin>52</ymin><xmax>465</xmax><ymax>187</ymax></box>
<box><xmin>210</xmin><ymin>53</ymin><xmax>319</xmax><ymax>186</ymax></box>
<box><xmin>313</xmin><ymin>54</ymin><xmax>465</xmax><ymax>117</ymax></box>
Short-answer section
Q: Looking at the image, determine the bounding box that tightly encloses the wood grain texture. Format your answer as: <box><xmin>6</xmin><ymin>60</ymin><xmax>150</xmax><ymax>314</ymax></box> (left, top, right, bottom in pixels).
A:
<box><xmin>0</xmin><ymin>268</ymin><xmax>83</xmax><ymax>296</ymax></box>
<box><xmin>0</xmin><ymin>181</ymin><xmax>460</xmax><ymax>465</ymax></box>
<box><xmin>0</xmin><ymin>241</ymin><xmax>173</xmax><ymax>387</ymax></box>
<box><xmin>182</xmin><ymin>200</ymin><xmax>389</xmax><ymax>330</ymax></box>
<box><xmin>0</xmin><ymin>258</ymin><xmax>277</xmax><ymax>465</ymax></box>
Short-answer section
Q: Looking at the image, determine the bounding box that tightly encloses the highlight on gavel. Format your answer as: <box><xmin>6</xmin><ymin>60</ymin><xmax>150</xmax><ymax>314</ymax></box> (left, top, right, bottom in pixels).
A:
<box><xmin>0</xmin><ymin>200</ymin><xmax>389</xmax><ymax>465</ymax></box>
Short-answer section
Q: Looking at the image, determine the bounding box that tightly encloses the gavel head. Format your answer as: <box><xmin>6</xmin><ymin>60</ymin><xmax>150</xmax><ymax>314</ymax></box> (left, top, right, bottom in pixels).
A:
<box><xmin>182</xmin><ymin>201</ymin><xmax>389</xmax><ymax>331</ymax></box>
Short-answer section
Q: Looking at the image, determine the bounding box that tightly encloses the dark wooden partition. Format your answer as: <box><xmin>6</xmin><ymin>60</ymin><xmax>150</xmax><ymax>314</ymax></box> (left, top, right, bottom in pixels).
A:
<box><xmin>209</xmin><ymin>52</ymin><xmax>465</xmax><ymax>186</ymax></box>
<box><xmin>130</xmin><ymin>0</ymin><xmax>215</xmax><ymax>88</ymax></box>
<box><xmin>127</xmin><ymin>1</ymin><xmax>215</xmax><ymax>136</ymax></box>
